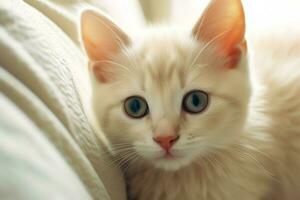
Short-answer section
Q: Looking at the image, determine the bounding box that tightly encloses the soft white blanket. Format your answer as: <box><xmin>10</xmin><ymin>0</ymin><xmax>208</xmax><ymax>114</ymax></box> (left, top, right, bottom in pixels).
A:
<box><xmin>0</xmin><ymin>0</ymin><xmax>144</xmax><ymax>199</ymax></box>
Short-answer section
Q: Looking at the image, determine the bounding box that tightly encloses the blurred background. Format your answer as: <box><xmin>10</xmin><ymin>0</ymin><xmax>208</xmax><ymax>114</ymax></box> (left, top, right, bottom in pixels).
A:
<box><xmin>140</xmin><ymin>0</ymin><xmax>300</xmax><ymax>27</ymax></box>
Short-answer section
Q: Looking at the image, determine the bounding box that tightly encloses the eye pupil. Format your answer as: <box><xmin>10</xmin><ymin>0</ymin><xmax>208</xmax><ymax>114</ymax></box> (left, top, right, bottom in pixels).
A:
<box><xmin>192</xmin><ymin>94</ymin><xmax>200</xmax><ymax>106</ymax></box>
<box><xmin>130</xmin><ymin>99</ymin><xmax>140</xmax><ymax>113</ymax></box>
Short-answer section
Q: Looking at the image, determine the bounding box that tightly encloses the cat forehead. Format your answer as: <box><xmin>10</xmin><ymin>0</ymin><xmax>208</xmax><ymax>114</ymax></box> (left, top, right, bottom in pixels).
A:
<box><xmin>133</xmin><ymin>27</ymin><xmax>196</xmax><ymax>61</ymax></box>
<box><xmin>126</xmin><ymin>28</ymin><xmax>196</xmax><ymax>83</ymax></box>
<box><xmin>132</xmin><ymin>37</ymin><xmax>191</xmax><ymax>89</ymax></box>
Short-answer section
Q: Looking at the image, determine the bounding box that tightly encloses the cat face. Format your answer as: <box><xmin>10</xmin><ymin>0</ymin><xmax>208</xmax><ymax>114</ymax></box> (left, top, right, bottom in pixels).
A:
<box><xmin>81</xmin><ymin>0</ymin><xmax>250</xmax><ymax>171</ymax></box>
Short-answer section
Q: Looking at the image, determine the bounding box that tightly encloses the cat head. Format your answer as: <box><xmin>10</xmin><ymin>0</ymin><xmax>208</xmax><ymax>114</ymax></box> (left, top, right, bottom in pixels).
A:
<box><xmin>81</xmin><ymin>0</ymin><xmax>250</xmax><ymax>171</ymax></box>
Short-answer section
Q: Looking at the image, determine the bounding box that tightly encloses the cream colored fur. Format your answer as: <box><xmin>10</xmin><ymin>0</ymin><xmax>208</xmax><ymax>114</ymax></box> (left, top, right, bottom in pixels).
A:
<box><xmin>81</xmin><ymin>1</ymin><xmax>300</xmax><ymax>200</ymax></box>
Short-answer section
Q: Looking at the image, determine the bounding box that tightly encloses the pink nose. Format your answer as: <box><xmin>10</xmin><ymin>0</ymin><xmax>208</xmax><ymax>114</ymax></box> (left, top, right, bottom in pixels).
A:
<box><xmin>153</xmin><ymin>135</ymin><xmax>180</xmax><ymax>151</ymax></box>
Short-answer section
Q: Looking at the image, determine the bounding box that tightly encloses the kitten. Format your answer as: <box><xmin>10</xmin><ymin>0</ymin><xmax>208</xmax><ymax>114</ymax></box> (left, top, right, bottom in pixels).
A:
<box><xmin>80</xmin><ymin>0</ymin><xmax>300</xmax><ymax>199</ymax></box>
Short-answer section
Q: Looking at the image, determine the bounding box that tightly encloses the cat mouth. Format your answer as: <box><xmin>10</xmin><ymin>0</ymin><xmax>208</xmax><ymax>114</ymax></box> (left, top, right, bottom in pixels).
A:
<box><xmin>151</xmin><ymin>151</ymin><xmax>192</xmax><ymax>170</ymax></box>
<box><xmin>155</xmin><ymin>152</ymin><xmax>182</xmax><ymax>160</ymax></box>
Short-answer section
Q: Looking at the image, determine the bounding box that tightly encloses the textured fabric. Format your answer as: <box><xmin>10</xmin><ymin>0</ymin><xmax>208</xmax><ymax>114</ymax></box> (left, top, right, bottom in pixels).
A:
<box><xmin>0</xmin><ymin>86</ymin><xmax>92</xmax><ymax>200</ymax></box>
<box><xmin>24</xmin><ymin>0</ymin><xmax>145</xmax><ymax>46</ymax></box>
<box><xmin>0</xmin><ymin>0</ymin><xmax>133</xmax><ymax>199</ymax></box>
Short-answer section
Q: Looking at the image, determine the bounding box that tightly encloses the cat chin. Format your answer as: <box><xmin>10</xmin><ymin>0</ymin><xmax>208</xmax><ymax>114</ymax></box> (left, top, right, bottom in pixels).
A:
<box><xmin>151</xmin><ymin>156</ymin><xmax>194</xmax><ymax>171</ymax></box>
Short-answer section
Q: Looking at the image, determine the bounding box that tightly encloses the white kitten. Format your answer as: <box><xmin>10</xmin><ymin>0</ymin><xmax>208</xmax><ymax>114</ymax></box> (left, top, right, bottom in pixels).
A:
<box><xmin>80</xmin><ymin>0</ymin><xmax>300</xmax><ymax>199</ymax></box>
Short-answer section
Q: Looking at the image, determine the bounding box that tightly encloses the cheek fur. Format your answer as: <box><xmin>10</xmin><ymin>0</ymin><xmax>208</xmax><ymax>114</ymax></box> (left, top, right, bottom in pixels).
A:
<box><xmin>183</xmin><ymin>99</ymin><xmax>242</xmax><ymax>134</ymax></box>
<box><xmin>99</xmin><ymin>104</ymin><xmax>153</xmax><ymax>144</ymax></box>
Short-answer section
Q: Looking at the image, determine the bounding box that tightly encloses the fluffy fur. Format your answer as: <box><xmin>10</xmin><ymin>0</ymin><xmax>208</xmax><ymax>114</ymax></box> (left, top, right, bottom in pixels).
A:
<box><xmin>81</xmin><ymin>0</ymin><xmax>300</xmax><ymax>199</ymax></box>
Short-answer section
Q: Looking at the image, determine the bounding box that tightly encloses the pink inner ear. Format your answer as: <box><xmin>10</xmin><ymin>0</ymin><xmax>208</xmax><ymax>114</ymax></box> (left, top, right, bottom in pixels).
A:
<box><xmin>226</xmin><ymin>46</ymin><xmax>242</xmax><ymax>69</ymax></box>
<box><xmin>226</xmin><ymin>40</ymin><xmax>247</xmax><ymax>68</ymax></box>
<box><xmin>91</xmin><ymin>62</ymin><xmax>115</xmax><ymax>83</ymax></box>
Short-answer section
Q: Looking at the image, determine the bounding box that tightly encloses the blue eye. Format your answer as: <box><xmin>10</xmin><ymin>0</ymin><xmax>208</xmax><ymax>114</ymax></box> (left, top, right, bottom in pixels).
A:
<box><xmin>182</xmin><ymin>90</ymin><xmax>209</xmax><ymax>114</ymax></box>
<box><xmin>124</xmin><ymin>96</ymin><xmax>148</xmax><ymax>118</ymax></box>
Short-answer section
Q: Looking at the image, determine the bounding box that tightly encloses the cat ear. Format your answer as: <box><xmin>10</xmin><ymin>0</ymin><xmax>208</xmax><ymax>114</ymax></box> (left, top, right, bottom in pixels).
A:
<box><xmin>81</xmin><ymin>10</ymin><xmax>130</xmax><ymax>83</ymax></box>
<box><xmin>81</xmin><ymin>10</ymin><xmax>130</xmax><ymax>61</ymax></box>
<box><xmin>192</xmin><ymin>0</ymin><xmax>246</xmax><ymax>68</ymax></box>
